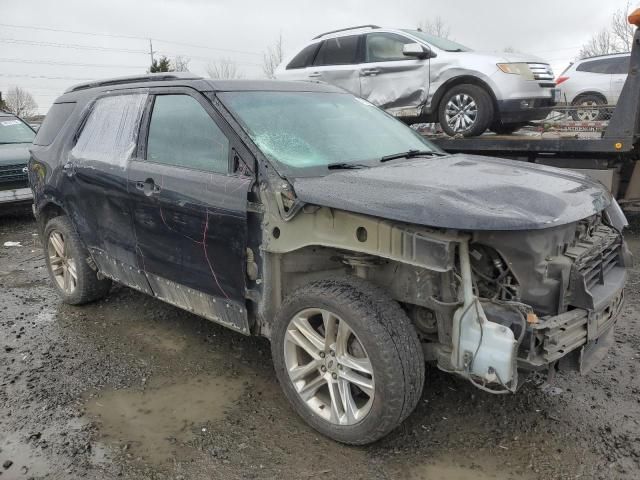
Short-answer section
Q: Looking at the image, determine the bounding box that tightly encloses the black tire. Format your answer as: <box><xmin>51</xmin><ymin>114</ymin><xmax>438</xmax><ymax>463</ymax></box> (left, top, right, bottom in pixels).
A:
<box><xmin>271</xmin><ymin>277</ymin><xmax>425</xmax><ymax>445</ymax></box>
<box><xmin>438</xmin><ymin>84</ymin><xmax>494</xmax><ymax>137</ymax></box>
<box><xmin>571</xmin><ymin>94</ymin><xmax>607</xmax><ymax>121</ymax></box>
<box><xmin>489</xmin><ymin>122</ymin><xmax>527</xmax><ymax>135</ymax></box>
<box><xmin>43</xmin><ymin>215</ymin><xmax>111</xmax><ymax>305</ymax></box>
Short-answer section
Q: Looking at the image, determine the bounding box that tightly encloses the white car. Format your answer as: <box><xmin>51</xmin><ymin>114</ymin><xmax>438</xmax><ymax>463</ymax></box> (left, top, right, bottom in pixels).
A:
<box><xmin>556</xmin><ymin>53</ymin><xmax>630</xmax><ymax>121</ymax></box>
<box><xmin>276</xmin><ymin>25</ymin><xmax>558</xmax><ymax>136</ymax></box>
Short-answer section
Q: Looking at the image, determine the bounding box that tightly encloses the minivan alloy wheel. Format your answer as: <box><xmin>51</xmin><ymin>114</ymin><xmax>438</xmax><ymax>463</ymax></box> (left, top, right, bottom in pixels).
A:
<box><xmin>47</xmin><ymin>230</ymin><xmax>77</xmax><ymax>294</ymax></box>
<box><xmin>445</xmin><ymin>93</ymin><xmax>478</xmax><ymax>132</ymax></box>
<box><xmin>283</xmin><ymin>308</ymin><xmax>375</xmax><ymax>426</ymax></box>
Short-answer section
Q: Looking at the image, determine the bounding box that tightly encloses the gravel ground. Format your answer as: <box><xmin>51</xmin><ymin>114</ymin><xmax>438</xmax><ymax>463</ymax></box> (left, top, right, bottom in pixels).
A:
<box><xmin>1</xmin><ymin>211</ymin><xmax>639</xmax><ymax>480</ymax></box>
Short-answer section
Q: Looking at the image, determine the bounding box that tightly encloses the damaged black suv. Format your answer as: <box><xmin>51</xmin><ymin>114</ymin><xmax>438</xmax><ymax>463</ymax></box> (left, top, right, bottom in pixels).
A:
<box><xmin>29</xmin><ymin>73</ymin><xmax>631</xmax><ymax>445</ymax></box>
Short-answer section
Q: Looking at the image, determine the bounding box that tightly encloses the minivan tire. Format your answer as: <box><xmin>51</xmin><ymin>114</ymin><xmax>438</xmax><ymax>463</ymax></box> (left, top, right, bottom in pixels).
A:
<box><xmin>271</xmin><ymin>277</ymin><xmax>425</xmax><ymax>445</ymax></box>
<box><xmin>438</xmin><ymin>84</ymin><xmax>494</xmax><ymax>137</ymax></box>
<box><xmin>43</xmin><ymin>215</ymin><xmax>112</xmax><ymax>305</ymax></box>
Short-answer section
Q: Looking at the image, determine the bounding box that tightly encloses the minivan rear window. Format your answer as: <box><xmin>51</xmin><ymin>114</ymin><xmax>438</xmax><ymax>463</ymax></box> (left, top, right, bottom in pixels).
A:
<box><xmin>33</xmin><ymin>102</ymin><xmax>76</xmax><ymax>146</ymax></box>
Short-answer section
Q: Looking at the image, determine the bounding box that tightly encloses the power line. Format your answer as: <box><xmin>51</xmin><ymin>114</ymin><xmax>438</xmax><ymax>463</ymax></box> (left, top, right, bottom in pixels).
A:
<box><xmin>0</xmin><ymin>22</ymin><xmax>263</xmax><ymax>57</ymax></box>
<box><xmin>0</xmin><ymin>73</ymin><xmax>95</xmax><ymax>81</ymax></box>
<box><xmin>0</xmin><ymin>37</ymin><xmax>148</xmax><ymax>54</ymax></box>
<box><xmin>0</xmin><ymin>57</ymin><xmax>143</xmax><ymax>69</ymax></box>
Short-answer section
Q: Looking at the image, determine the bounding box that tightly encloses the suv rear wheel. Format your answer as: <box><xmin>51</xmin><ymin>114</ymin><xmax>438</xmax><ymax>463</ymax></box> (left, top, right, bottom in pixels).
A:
<box><xmin>271</xmin><ymin>278</ymin><xmax>425</xmax><ymax>445</ymax></box>
<box><xmin>571</xmin><ymin>94</ymin><xmax>607</xmax><ymax>121</ymax></box>
<box><xmin>43</xmin><ymin>215</ymin><xmax>111</xmax><ymax>305</ymax></box>
<box><xmin>438</xmin><ymin>84</ymin><xmax>494</xmax><ymax>137</ymax></box>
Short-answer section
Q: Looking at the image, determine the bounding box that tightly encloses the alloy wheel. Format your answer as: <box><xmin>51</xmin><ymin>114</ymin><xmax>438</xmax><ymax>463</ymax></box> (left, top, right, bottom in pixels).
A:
<box><xmin>283</xmin><ymin>308</ymin><xmax>375</xmax><ymax>426</ymax></box>
<box><xmin>445</xmin><ymin>93</ymin><xmax>478</xmax><ymax>133</ymax></box>
<box><xmin>575</xmin><ymin>100</ymin><xmax>600</xmax><ymax>121</ymax></box>
<box><xmin>47</xmin><ymin>230</ymin><xmax>77</xmax><ymax>294</ymax></box>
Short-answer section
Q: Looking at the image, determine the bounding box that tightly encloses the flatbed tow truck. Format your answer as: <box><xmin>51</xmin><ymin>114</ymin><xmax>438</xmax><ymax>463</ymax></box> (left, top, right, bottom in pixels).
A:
<box><xmin>425</xmin><ymin>14</ymin><xmax>640</xmax><ymax>208</ymax></box>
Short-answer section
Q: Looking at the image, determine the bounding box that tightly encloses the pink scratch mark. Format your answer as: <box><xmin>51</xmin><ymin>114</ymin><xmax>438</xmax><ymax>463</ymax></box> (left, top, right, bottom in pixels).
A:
<box><xmin>159</xmin><ymin>206</ymin><xmax>204</xmax><ymax>245</ymax></box>
<box><xmin>203</xmin><ymin>208</ymin><xmax>230</xmax><ymax>300</ymax></box>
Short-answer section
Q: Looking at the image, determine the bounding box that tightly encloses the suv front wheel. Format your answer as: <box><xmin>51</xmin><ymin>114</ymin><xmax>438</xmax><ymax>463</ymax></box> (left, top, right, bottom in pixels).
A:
<box><xmin>271</xmin><ymin>278</ymin><xmax>425</xmax><ymax>445</ymax></box>
<box><xmin>438</xmin><ymin>84</ymin><xmax>494</xmax><ymax>137</ymax></box>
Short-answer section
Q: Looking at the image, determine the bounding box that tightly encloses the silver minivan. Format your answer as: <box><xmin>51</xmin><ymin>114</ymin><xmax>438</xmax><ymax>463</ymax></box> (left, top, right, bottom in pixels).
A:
<box><xmin>556</xmin><ymin>53</ymin><xmax>630</xmax><ymax>121</ymax></box>
<box><xmin>276</xmin><ymin>25</ymin><xmax>559</xmax><ymax>136</ymax></box>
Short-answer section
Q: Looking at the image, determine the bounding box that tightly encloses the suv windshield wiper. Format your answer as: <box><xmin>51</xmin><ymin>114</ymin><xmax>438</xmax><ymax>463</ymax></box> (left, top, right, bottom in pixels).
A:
<box><xmin>380</xmin><ymin>149</ymin><xmax>444</xmax><ymax>163</ymax></box>
<box><xmin>327</xmin><ymin>162</ymin><xmax>369</xmax><ymax>170</ymax></box>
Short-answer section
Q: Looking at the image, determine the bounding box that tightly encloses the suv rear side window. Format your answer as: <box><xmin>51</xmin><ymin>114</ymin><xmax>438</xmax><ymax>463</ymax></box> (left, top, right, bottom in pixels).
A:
<box><xmin>72</xmin><ymin>93</ymin><xmax>147</xmax><ymax>167</ymax></box>
<box><xmin>287</xmin><ymin>43</ymin><xmax>320</xmax><ymax>69</ymax></box>
<box><xmin>313</xmin><ymin>35</ymin><xmax>359</xmax><ymax>66</ymax></box>
<box><xmin>146</xmin><ymin>94</ymin><xmax>229</xmax><ymax>174</ymax></box>
<box><xmin>577</xmin><ymin>57</ymin><xmax>629</xmax><ymax>74</ymax></box>
<box><xmin>33</xmin><ymin>102</ymin><xmax>76</xmax><ymax>146</ymax></box>
<box><xmin>365</xmin><ymin>33</ymin><xmax>413</xmax><ymax>62</ymax></box>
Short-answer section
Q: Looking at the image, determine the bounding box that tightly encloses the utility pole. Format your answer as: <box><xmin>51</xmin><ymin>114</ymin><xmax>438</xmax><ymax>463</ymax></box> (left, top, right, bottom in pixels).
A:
<box><xmin>149</xmin><ymin>39</ymin><xmax>155</xmax><ymax>69</ymax></box>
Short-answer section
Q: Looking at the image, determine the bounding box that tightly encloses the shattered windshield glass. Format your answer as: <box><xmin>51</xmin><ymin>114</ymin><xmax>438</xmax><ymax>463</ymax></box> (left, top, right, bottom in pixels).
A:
<box><xmin>219</xmin><ymin>91</ymin><xmax>439</xmax><ymax>176</ymax></box>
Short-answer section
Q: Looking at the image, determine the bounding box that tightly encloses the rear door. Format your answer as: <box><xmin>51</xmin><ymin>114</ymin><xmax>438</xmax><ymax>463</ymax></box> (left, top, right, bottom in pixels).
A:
<box><xmin>128</xmin><ymin>88</ymin><xmax>253</xmax><ymax>333</ymax></box>
<box><xmin>63</xmin><ymin>91</ymin><xmax>153</xmax><ymax>293</ymax></box>
<box><xmin>307</xmin><ymin>35</ymin><xmax>362</xmax><ymax>96</ymax></box>
<box><xmin>359</xmin><ymin>32</ymin><xmax>429</xmax><ymax>114</ymax></box>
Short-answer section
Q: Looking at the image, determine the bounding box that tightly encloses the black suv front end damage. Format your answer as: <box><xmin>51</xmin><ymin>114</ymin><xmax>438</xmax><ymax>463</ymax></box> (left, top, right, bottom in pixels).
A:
<box><xmin>473</xmin><ymin>212</ymin><xmax>630</xmax><ymax>378</ymax></box>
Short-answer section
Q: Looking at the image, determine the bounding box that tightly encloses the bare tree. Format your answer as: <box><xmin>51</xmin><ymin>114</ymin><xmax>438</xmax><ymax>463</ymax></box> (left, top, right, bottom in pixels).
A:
<box><xmin>206</xmin><ymin>58</ymin><xmax>243</xmax><ymax>79</ymax></box>
<box><xmin>5</xmin><ymin>86</ymin><xmax>38</xmax><ymax>118</ymax></box>
<box><xmin>579</xmin><ymin>1</ymin><xmax>634</xmax><ymax>58</ymax></box>
<box><xmin>263</xmin><ymin>33</ymin><xmax>284</xmax><ymax>79</ymax></box>
<box><xmin>173</xmin><ymin>55</ymin><xmax>190</xmax><ymax>72</ymax></box>
<box><xmin>612</xmin><ymin>0</ymin><xmax>635</xmax><ymax>51</ymax></box>
<box><xmin>503</xmin><ymin>46</ymin><xmax>519</xmax><ymax>54</ymax></box>
<box><xmin>418</xmin><ymin>16</ymin><xmax>451</xmax><ymax>39</ymax></box>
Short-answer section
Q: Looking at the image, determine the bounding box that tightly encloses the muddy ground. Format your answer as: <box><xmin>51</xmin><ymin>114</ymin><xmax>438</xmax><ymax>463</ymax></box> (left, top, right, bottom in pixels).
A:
<box><xmin>1</xmin><ymin>211</ymin><xmax>639</xmax><ymax>480</ymax></box>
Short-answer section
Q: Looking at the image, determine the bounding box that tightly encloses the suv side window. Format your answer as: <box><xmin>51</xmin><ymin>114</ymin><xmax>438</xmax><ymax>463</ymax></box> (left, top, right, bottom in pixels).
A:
<box><xmin>313</xmin><ymin>35</ymin><xmax>359</xmax><ymax>66</ymax></box>
<box><xmin>577</xmin><ymin>58</ymin><xmax>618</xmax><ymax>74</ymax></box>
<box><xmin>72</xmin><ymin>93</ymin><xmax>147</xmax><ymax>167</ymax></box>
<box><xmin>610</xmin><ymin>56</ymin><xmax>630</xmax><ymax>74</ymax></box>
<box><xmin>33</xmin><ymin>102</ymin><xmax>76</xmax><ymax>146</ymax></box>
<box><xmin>365</xmin><ymin>33</ymin><xmax>413</xmax><ymax>62</ymax></box>
<box><xmin>146</xmin><ymin>94</ymin><xmax>229</xmax><ymax>174</ymax></box>
<box><xmin>287</xmin><ymin>43</ymin><xmax>320</xmax><ymax>69</ymax></box>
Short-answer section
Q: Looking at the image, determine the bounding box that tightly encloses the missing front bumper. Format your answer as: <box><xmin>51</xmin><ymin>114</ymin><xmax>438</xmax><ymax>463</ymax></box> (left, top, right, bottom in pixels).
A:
<box><xmin>517</xmin><ymin>285</ymin><xmax>624</xmax><ymax>372</ymax></box>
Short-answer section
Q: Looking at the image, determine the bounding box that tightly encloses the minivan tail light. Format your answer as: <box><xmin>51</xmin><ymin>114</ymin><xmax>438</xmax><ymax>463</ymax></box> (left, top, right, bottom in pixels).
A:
<box><xmin>555</xmin><ymin>76</ymin><xmax>569</xmax><ymax>85</ymax></box>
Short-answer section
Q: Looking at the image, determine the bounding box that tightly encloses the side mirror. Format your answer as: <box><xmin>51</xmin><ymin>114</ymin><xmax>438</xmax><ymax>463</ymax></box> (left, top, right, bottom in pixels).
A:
<box><xmin>403</xmin><ymin>43</ymin><xmax>435</xmax><ymax>60</ymax></box>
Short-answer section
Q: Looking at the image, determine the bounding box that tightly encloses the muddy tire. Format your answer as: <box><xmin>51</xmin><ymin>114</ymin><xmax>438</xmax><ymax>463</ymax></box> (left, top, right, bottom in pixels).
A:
<box><xmin>43</xmin><ymin>215</ymin><xmax>111</xmax><ymax>305</ymax></box>
<box><xmin>271</xmin><ymin>277</ymin><xmax>425</xmax><ymax>445</ymax></box>
<box><xmin>438</xmin><ymin>84</ymin><xmax>494</xmax><ymax>137</ymax></box>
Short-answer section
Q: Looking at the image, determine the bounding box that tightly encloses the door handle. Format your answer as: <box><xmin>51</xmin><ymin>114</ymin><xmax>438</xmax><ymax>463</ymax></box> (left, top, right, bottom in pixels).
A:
<box><xmin>308</xmin><ymin>72</ymin><xmax>322</xmax><ymax>78</ymax></box>
<box><xmin>361</xmin><ymin>68</ymin><xmax>380</xmax><ymax>76</ymax></box>
<box><xmin>135</xmin><ymin>178</ymin><xmax>161</xmax><ymax>196</ymax></box>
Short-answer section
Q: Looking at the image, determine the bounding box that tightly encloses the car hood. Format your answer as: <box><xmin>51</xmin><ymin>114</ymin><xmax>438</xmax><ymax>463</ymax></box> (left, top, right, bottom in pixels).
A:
<box><xmin>0</xmin><ymin>142</ymin><xmax>31</xmax><ymax>167</ymax></box>
<box><xmin>291</xmin><ymin>154</ymin><xmax>611</xmax><ymax>231</ymax></box>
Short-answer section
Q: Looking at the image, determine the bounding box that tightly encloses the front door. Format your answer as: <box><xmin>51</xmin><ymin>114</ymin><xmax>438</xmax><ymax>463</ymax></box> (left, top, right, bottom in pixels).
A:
<box><xmin>128</xmin><ymin>90</ymin><xmax>253</xmax><ymax>333</ymax></box>
<box><xmin>359</xmin><ymin>32</ymin><xmax>429</xmax><ymax>116</ymax></box>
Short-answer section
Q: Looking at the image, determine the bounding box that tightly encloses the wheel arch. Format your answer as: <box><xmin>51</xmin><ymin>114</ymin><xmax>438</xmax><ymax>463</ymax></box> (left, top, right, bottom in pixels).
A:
<box><xmin>571</xmin><ymin>90</ymin><xmax>608</xmax><ymax>105</ymax></box>
<box><xmin>35</xmin><ymin>200</ymin><xmax>68</xmax><ymax>232</ymax></box>
<box><xmin>428</xmin><ymin>75</ymin><xmax>499</xmax><ymax>116</ymax></box>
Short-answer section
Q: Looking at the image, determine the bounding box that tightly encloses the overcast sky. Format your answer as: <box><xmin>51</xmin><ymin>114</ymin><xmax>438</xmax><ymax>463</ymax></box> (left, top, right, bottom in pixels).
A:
<box><xmin>0</xmin><ymin>0</ymin><xmax>633</xmax><ymax>114</ymax></box>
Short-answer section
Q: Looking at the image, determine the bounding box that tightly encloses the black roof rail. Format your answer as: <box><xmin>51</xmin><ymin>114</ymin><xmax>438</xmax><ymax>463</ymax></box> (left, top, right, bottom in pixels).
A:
<box><xmin>64</xmin><ymin>73</ymin><xmax>202</xmax><ymax>94</ymax></box>
<box><xmin>312</xmin><ymin>25</ymin><xmax>380</xmax><ymax>40</ymax></box>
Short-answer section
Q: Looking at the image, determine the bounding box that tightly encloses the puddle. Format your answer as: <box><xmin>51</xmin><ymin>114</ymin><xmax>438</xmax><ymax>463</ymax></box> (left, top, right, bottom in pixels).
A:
<box><xmin>128</xmin><ymin>326</ymin><xmax>188</xmax><ymax>354</ymax></box>
<box><xmin>85</xmin><ymin>375</ymin><xmax>244</xmax><ymax>465</ymax></box>
<box><xmin>0</xmin><ymin>432</ymin><xmax>52</xmax><ymax>479</ymax></box>
<box><xmin>407</xmin><ymin>460</ymin><xmax>531</xmax><ymax>480</ymax></box>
